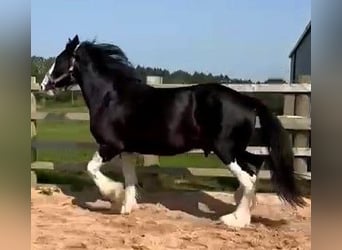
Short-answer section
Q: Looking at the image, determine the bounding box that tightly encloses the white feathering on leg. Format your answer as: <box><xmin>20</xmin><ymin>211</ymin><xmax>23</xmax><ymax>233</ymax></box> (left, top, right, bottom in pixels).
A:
<box><xmin>220</xmin><ymin>161</ymin><xmax>257</xmax><ymax>228</ymax></box>
<box><xmin>87</xmin><ymin>151</ymin><xmax>124</xmax><ymax>204</ymax></box>
<box><xmin>120</xmin><ymin>155</ymin><xmax>139</xmax><ymax>214</ymax></box>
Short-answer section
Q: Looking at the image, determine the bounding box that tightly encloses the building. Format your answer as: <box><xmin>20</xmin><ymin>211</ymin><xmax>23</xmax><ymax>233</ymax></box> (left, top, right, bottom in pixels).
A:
<box><xmin>289</xmin><ymin>21</ymin><xmax>311</xmax><ymax>83</ymax></box>
<box><xmin>264</xmin><ymin>78</ymin><xmax>286</xmax><ymax>84</ymax></box>
<box><xmin>146</xmin><ymin>75</ymin><xmax>163</xmax><ymax>85</ymax></box>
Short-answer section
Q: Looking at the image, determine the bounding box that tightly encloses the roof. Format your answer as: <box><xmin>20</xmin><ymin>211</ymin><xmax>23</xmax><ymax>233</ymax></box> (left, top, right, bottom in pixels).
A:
<box><xmin>289</xmin><ymin>21</ymin><xmax>311</xmax><ymax>57</ymax></box>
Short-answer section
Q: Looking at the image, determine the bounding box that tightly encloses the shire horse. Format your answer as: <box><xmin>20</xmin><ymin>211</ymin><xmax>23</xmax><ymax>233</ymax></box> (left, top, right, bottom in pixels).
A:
<box><xmin>41</xmin><ymin>35</ymin><xmax>305</xmax><ymax>228</ymax></box>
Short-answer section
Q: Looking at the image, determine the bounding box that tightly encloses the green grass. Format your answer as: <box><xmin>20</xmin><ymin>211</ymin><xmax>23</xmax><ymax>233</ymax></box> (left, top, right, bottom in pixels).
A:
<box><xmin>36</xmin><ymin>101</ymin><xmax>90</xmax><ymax>163</ymax></box>
<box><xmin>33</xmin><ymin>110</ymin><xmax>227</xmax><ymax>190</ymax></box>
<box><xmin>35</xmin><ymin>120</ymin><xmax>94</xmax><ymax>163</ymax></box>
<box><xmin>160</xmin><ymin>154</ymin><xmax>224</xmax><ymax>168</ymax></box>
<box><xmin>33</xmin><ymin>119</ymin><xmax>266</xmax><ymax>192</ymax></box>
<box><xmin>32</xmin><ymin>103</ymin><xmax>310</xmax><ymax>194</ymax></box>
<box><xmin>35</xmin><ymin>119</ymin><xmax>223</xmax><ymax>168</ymax></box>
<box><xmin>40</xmin><ymin>105</ymin><xmax>88</xmax><ymax>113</ymax></box>
<box><xmin>36</xmin><ymin>121</ymin><xmax>92</xmax><ymax>142</ymax></box>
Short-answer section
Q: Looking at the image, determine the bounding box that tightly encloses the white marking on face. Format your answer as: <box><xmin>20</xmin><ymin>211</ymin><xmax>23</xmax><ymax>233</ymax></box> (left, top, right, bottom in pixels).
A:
<box><xmin>40</xmin><ymin>62</ymin><xmax>55</xmax><ymax>91</ymax></box>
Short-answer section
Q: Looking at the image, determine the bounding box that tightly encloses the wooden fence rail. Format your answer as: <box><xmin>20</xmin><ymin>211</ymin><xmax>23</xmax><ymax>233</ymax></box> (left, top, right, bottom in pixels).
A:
<box><xmin>31</xmin><ymin>112</ymin><xmax>311</xmax><ymax>130</ymax></box>
<box><xmin>31</xmin><ymin>80</ymin><xmax>311</xmax><ymax>187</ymax></box>
<box><xmin>31</xmin><ymin>82</ymin><xmax>311</xmax><ymax>93</ymax></box>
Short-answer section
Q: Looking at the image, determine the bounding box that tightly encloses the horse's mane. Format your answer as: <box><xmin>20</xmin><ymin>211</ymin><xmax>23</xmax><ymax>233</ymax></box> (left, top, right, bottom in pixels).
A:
<box><xmin>80</xmin><ymin>40</ymin><xmax>142</xmax><ymax>83</ymax></box>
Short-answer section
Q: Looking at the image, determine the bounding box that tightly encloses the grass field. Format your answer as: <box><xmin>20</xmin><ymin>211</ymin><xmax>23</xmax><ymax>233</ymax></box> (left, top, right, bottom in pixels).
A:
<box><xmin>35</xmin><ymin>101</ymin><xmax>224</xmax><ymax>168</ymax></box>
<box><xmin>33</xmin><ymin>102</ymin><xmax>239</xmax><ymax>191</ymax></box>
<box><xmin>36</xmin><ymin>120</ymin><xmax>224</xmax><ymax>168</ymax></box>
<box><xmin>33</xmin><ymin>99</ymin><xmax>310</xmax><ymax>194</ymax></box>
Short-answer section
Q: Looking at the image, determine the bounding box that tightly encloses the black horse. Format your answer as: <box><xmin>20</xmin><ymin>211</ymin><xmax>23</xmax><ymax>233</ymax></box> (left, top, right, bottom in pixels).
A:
<box><xmin>41</xmin><ymin>35</ymin><xmax>305</xmax><ymax>227</ymax></box>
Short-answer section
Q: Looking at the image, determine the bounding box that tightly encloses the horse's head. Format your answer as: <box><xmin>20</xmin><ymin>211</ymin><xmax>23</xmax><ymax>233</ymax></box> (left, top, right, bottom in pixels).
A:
<box><xmin>40</xmin><ymin>35</ymin><xmax>80</xmax><ymax>96</ymax></box>
<box><xmin>41</xmin><ymin>35</ymin><xmax>143</xmax><ymax>96</ymax></box>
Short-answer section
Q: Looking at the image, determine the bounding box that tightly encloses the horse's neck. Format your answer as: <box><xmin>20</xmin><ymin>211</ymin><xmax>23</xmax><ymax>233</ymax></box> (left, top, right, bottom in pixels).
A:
<box><xmin>77</xmin><ymin>70</ymin><xmax>112</xmax><ymax>114</ymax></box>
<box><xmin>77</xmin><ymin>65</ymin><xmax>150</xmax><ymax>115</ymax></box>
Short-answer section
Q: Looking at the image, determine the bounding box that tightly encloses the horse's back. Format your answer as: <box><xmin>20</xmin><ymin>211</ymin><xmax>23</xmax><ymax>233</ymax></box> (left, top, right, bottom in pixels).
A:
<box><xmin>121</xmin><ymin>83</ymin><xmax>257</xmax><ymax>155</ymax></box>
<box><xmin>192</xmin><ymin>83</ymin><xmax>257</xmax><ymax>151</ymax></box>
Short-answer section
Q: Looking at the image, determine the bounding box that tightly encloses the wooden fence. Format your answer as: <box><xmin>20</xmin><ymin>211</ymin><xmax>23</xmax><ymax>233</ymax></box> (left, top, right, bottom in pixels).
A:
<box><xmin>31</xmin><ymin>77</ymin><xmax>311</xmax><ymax>187</ymax></box>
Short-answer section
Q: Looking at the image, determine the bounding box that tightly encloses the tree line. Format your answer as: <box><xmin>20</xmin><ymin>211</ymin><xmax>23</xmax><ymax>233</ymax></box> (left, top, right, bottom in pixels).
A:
<box><xmin>32</xmin><ymin>56</ymin><xmax>284</xmax><ymax>114</ymax></box>
<box><xmin>32</xmin><ymin>56</ymin><xmax>255</xmax><ymax>84</ymax></box>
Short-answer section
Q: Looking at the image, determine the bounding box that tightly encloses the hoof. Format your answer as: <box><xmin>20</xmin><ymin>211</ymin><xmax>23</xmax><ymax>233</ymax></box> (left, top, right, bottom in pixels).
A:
<box><xmin>120</xmin><ymin>200</ymin><xmax>139</xmax><ymax>214</ymax></box>
<box><xmin>219</xmin><ymin>212</ymin><xmax>251</xmax><ymax>228</ymax></box>
<box><xmin>100</xmin><ymin>182</ymin><xmax>125</xmax><ymax>205</ymax></box>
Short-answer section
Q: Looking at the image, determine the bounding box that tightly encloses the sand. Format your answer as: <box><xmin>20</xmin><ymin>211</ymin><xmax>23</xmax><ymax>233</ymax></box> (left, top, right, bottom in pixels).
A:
<box><xmin>31</xmin><ymin>186</ymin><xmax>311</xmax><ymax>250</ymax></box>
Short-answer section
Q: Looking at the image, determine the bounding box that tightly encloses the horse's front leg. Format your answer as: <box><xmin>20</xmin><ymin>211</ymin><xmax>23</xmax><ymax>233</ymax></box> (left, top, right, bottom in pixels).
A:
<box><xmin>119</xmin><ymin>153</ymin><xmax>139</xmax><ymax>214</ymax></box>
<box><xmin>86</xmin><ymin>146</ymin><xmax>125</xmax><ymax>207</ymax></box>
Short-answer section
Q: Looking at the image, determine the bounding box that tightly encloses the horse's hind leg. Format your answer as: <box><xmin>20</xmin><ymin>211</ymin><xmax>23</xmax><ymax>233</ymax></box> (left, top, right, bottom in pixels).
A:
<box><xmin>241</xmin><ymin>151</ymin><xmax>265</xmax><ymax>175</ymax></box>
<box><xmin>234</xmin><ymin>152</ymin><xmax>265</xmax><ymax>209</ymax></box>
<box><xmin>214</xmin><ymin>143</ymin><xmax>257</xmax><ymax>228</ymax></box>
<box><xmin>234</xmin><ymin>151</ymin><xmax>263</xmax><ymax>210</ymax></box>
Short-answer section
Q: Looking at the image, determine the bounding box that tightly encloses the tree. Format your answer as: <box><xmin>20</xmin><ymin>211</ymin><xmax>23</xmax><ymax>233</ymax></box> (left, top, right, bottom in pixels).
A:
<box><xmin>31</xmin><ymin>56</ymin><xmax>55</xmax><ymax>83</ymax></box>
<box><xmin>31</xmin><ymin>56</ymin><xmax>254</xmax><ymax>85</ymax></box>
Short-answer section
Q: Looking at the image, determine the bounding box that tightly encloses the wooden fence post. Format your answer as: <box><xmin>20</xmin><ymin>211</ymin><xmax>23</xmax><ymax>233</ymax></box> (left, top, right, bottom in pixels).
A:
<box><xmin>31</xmin><ymin>92</ymin><xmax>38</xmax><ymax>187</ymax></box>
<box><xmin>140</xmin><ymin>75</ymin><xmax>163</xmax><ymax>189</ymax></box>
<box><xmin>31</xmin><ymin>93</ymin><xmax>37</xmax><ymax>159</ymax></box>
<box><xmin>143</xmin><ymin>75</ymin><xmax>163</xmax><ymax>168</ymax></box>
<box><xmin>140</xmin><ymin>155</ymin><xmax>161</xmax><ymax>191</ymax></box>
<box><xmin>143</xmin><ymin>75</ymin><xmax>163</xmax><ymax>167</ymax></box>
<box><xmin>31</xmin><ymin>76</ymin><xmax>36</xmax><ymax>85</ymax></box>
<box><xmin>71</xmin><ymin>91</ymin><xmax>74</xmax><ymax>105</ymax></box>
<box><xmin>293</xmin><ymin>75</ymin><xmax>311</xmax><ymax>174</ymax></box>
<box><xmin>283</xmin><ymin>94</ymin><xmax>295</xmax><ymax>145</ymax></box>
<box><xmin>143</xmin><ymin>155</ymin><xmax>160</xmax><ymax>167</ymax></box>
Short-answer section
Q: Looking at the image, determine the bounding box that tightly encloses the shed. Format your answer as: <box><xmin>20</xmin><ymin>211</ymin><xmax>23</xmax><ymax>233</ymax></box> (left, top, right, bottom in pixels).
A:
<box><xmin>289</xmin><ymin>21</ymin><xmax>311</xmax><ymax>83</ymax></box>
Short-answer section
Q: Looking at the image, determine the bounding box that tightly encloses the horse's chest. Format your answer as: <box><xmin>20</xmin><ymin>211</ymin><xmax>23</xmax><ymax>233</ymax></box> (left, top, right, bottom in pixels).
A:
<box><xmin>89</xmin><ymin>112</ymin><xmax>112</xmax><ymax>143</ymax></box>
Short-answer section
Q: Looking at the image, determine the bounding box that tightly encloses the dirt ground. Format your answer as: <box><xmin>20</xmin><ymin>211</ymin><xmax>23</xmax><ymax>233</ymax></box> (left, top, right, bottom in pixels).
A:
<box><xmin>31</xmin><ymin>186</ymin><xmax>311</xmax><ymax>250</ymax></box>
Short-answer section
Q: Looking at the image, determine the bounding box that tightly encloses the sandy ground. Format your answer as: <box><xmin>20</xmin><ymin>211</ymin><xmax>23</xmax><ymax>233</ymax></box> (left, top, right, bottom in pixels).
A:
<box><xmin>31</xmin><ymin>186</ymin><xmax>311</xmax><ymax>250</ymax></box>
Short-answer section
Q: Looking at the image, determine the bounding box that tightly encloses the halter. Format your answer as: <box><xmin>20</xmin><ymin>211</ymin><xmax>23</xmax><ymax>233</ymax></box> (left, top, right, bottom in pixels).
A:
<box><xmin>45</xmin><ymin>43</ymin><xmax>81</xmax><ymax>88</ymax></box>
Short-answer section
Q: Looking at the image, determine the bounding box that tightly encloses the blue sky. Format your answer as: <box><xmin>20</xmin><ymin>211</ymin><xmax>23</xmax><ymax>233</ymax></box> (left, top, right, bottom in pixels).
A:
<box><xmin>31</xmin><ymin>0</ymin><xmax>310</xmax><ymax>82</ymax></box>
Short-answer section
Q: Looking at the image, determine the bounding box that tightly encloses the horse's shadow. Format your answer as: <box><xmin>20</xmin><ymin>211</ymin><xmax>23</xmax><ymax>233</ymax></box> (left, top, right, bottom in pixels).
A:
<box><xmin>58</xmin><ymin>184</ymin><xmax>234</xmax><ymax>220</ymax></box>
<box><xmin>137</xmin><ymin>189</ymin><xmax>236</xmax><ymax>220</ymax></box>
<box><xmin>57</xmin><ymin>184</ymin><xmax>288</xmax><ymax>228</ymax></box>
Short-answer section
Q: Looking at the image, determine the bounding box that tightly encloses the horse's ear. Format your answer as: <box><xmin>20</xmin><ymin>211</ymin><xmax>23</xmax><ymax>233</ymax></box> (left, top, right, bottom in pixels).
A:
<box><xmin>72</xmin><ymin>35</ymin><xmax>79</xmax><ymax>44</ymax></box>
<box><xmin>68</xmin><ymin>35</ymin><xmax>79</xmax><ymax>44</ymax></box>
<box><xmin>66</xmin><ymin>35</ymin><xmax>80</xmax><ymax>51</ymax></box>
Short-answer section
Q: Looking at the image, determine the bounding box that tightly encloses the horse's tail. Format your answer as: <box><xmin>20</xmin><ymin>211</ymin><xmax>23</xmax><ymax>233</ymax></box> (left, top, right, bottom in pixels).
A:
<box><xmin>255</xmin><ymin>101</ymin><xmax>306</xmax><ymax>207</ymax></box>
